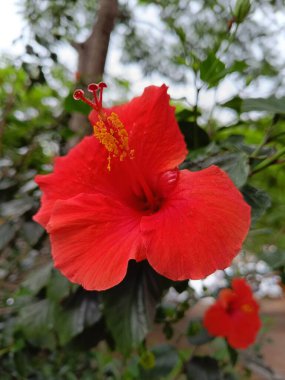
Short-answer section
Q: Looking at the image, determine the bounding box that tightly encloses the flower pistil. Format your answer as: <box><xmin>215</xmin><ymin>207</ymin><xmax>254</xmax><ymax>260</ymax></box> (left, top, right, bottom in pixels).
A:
<box><xmin>73</xmin><ymin>83</ymin><xmax>134</xmax><ymax>171</ymax></box>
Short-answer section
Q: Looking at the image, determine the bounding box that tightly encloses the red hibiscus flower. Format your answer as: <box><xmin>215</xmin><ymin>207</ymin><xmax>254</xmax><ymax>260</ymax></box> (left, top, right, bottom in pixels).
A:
<box><xmin>33</xmin><ymin>83</ymin><xmax>251</xmax><ymax>291</ymax></box>
<box><xmin>203</xmin><ymin>278</ymin><xmax>261</xmax><ymax>349</ymax></box>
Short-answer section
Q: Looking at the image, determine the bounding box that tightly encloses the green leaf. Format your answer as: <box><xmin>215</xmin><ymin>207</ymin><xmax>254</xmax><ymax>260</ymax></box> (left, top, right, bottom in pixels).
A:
<box><xmin>176</xmin><ymin>108</ymin><xmax>201</xmax><ymax>121</ymax></box>
<box><xmin>139</xmin><ymin>345</ymin><xmax>179</xmax><ymax>380</ymax></box>
<box><xmin>187</xmin><ymin>319</ymin><xmax>214</xmax><ymax>346</ymax></box>
<box><xmin>260</xmin><ymin>249</ymin><xmax>285</xmax><ymax>270</ymax></box>
<box><xmin>187</xmin><ymin>152</ymin><xmax>250</xmax><ymax>188</ymax></box>
<box><xmin>139</xmin><ymin>350</ymin><xmax>156</xmax><ymax>370</ymax></box>
<box><xmin>22</xmin><ymin>222</ymin><xmax>44</xmax><ymax>246</ymax></box>
<box><xmin>46</xmin><ymin>269</ymin><xmax>71</xmax><ymax>302</ymax></box>
<box><xmin>175</xmin><ymin>26</ymin><xmax>186</xmax><ymax>44</ymax></box>
<box><xmin>0</xmin><ymin>178</ymin><xmax>17</xmax><ymax>190</ymax></box>
<box><xmin>102</xmin><ymin>261</ymin><xmax>171</xmax><ymax>355</ymax></box>
<box><xmin>17</xmin><ymin>299</ymin><xmax>56</xmax><ymax>349</ymax></box>
<box><xmin>215</xmin><ymin>152</ymin><xmax>250</xmax><ymax>187</ymax></box>
<box><xmin>0</xmin><ymin>222</ymin><xmax>17</xmax><ymax>250</ymax></box>
<box><xmin>241</xmin><ymin>96</ymin><xmax>285</xmax><ymax>114</ymax></box>
<box><xmin>186</xmin><ymin>356</ymin><xmax>222</xmax><ymax>380</ymax></box>
<box><xmin>241</xmin><ymin>185</ymin><xmax>271</xmax><ymax>224</ymax></box>
<box><xmin>0</xmin><ymin>198</ymin><xmax>34</xmax><ymax>219</ymax></box>
<box><xmin>56</xmin><ymin>289</ymin><xmax>101</xmax><ymax>345</ymax></box>
<box><xmin>178</xmin><ymin>121</ymin><xmax>210</xmax><ymax>150</ymax></box>
<box><xmin>200</xmin><ymin>53</ymin><xmax>227</xmax><ymax>87</ymax></box>
<box><xmin>221</xmin><ymin>96</ymin><xmax>285</xmax><ymax>115</ymax></box>
<box><xmin>162</xmin><ymin>322</ymin><xmax>174</xmax><ymax>339</ymax></box>
<box><xmin>220</xmin><ymin>96</ymin><xmax>243</xmax><ymax>113</ymax></box>
<box><xmin>174</xmin><ymin>56</ymin><xmax>187</xmax><ymax>65</ymax></box>
<box><xmin>172</xmin><ymin>280</ymin><xmax>190</xmax><ymax>293</ymax></box>
<box><xmin>251</xmin><ymin>147</ymin><xmax>285</xmax><ymax>174</ymax></box>
<box><xmin>226</xmin><ymin>341</ymin><xmax>238</xmax><ymax>366</ymax></box>
<box><xmin>64</xmin><ymin>92</ymin><xmax>90</xmax><ymax>115</ymax></box>
<box><xmin>228</xmin><ymin>60</ymin><xmax>248</xmax><ymax>74</ymax></box>
<box><xmin>22</xmin><ymin>262</ymin><xmax>53</xmax><ymax>295</ymax></box>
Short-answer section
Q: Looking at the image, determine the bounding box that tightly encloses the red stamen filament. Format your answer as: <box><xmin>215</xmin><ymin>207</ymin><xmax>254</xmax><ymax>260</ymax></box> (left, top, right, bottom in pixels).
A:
<box><xmin>88</xmin><ymin>83</ymin><xmax>100</xmax><ymax>109</ymax></box>
<box><xmin>73</xmin><ymin>82</ymin><xmax>108</xmax><ymax>111</ymax></box>
<box><xmin>98</xmin><ymin>82</ymin><xmax>107</xmax><ymax>107</ymax></box>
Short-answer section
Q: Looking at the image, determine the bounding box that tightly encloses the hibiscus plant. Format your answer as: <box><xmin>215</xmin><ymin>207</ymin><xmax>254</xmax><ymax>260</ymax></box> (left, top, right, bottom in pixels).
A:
<box><xmin>1</xmin><ymin>1</ymin><xmax>285</xmax><ymax>379</ymax></box>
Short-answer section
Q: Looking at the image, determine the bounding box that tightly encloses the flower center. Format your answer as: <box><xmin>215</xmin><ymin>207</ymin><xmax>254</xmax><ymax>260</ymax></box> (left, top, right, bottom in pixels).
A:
<box><xmin>134</xmin><ymin>169</ymin><xmax>161</xmax><ymax>214</ymax></box>
<box><xmin>73</xmin><ymin>83</ymin><xmax>134</xmax><ymax>171</ymax></box>
<box><xmin>73</xmin><ymin>83</ymin><xmax>178</xmax><ymax>215</ymax></box>
<box><xmin>241</xmin><ymin>303</ymin><xmax>254</xmax><ymax>313</ymax></box>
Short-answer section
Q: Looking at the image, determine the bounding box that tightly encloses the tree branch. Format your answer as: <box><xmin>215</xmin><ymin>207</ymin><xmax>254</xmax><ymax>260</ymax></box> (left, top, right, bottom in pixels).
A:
<box><xmin>69</xmin><ymin>0</ymin><xmax>118</xmax><ymax>138</ymax></box>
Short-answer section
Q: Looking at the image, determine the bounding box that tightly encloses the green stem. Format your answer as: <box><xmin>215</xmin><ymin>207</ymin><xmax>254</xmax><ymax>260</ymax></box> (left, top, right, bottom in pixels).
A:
<box><xmin>251</xmin><ymin>114</ymin><xmax>281</xmax><ymax>158</ymax></box>
<box><xmin>251</xmin><ymin>147</ymin><xmax>285</xmax><ymax>175</ymax></box>
<box><xmin>268</xmin><ymin>131</ymin><xmax>285</xmax><ymax>142</ymax></box>
<box><xmin>193</xmin><ymin>72</ymin><xmax>202</xmax><ymax>124</ymax></box>
<box><xmin>221</xmin><ymin>23</ymin><xmax>239</xmax><ymax>57</ymax></box>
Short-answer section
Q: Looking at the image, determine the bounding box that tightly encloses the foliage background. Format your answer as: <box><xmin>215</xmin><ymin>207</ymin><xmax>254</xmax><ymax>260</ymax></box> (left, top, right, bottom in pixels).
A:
<box><xmin>0</xmin><ymin>0</ymin><xmax>285</xmax><ymax>379</ymax></box>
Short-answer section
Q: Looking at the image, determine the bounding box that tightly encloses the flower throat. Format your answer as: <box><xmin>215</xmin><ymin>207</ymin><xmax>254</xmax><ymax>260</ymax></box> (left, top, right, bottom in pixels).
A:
<box><xmin>73</xmin><ymin>83</ymin><xmax>134</xmax><ymax>171</ymax></box>
<box><xmin>74</xmin><ymin>82</ymin><xmax>162</xmax><ymax>213</ymax></box>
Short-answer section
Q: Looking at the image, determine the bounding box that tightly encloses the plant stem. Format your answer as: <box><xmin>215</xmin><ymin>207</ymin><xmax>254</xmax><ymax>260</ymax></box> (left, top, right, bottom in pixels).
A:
<box><xmin>251</xmin><ymin>114</ymin><xmax>281</xmax><ymax>158</ymax></box>
<box><xmin>251</xmin><ymin>147</ymin><xmax>285</xmax><ymax>175</ymax></box>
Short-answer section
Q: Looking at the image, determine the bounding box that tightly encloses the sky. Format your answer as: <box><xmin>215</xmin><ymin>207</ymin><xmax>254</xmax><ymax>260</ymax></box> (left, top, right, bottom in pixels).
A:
<box><xmin>0</xmin><ymin>1</ymin><xmax>25</xmax><ymax>56</ymax></box>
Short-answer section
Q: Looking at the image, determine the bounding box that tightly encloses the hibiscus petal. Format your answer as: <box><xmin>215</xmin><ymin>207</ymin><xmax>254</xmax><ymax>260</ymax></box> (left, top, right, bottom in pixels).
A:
<box><xmin>35</xmin><ymin>137</ymin><xmax>103</xmax><ymax>199</ymax></box>
<box><xmin>34</xmin><ymin>137</ymin><xmax>102</xmax><ymax>227</ymax></box>
<box><xmin>34</xmin><ymin>194</ymin><xmax>56</xmax><ymax>227</ymax></box>
<box><xmin>228</xmin><ymin>311</ymin><xmax>261</xmax><ymax>349</ymax></box>
<box><xmin>232</xmin><ymin>278</ymin><xmax>259</xmax><ymax>307</ymax></box>
<box><xmin>142</xmin><ymin>166</ymin><xmax>251</xmax><ymax>280</ymax></box>
<box><xmin>46</xmin><ymin>193</ymin><xmax>144</xmax><ymax>291</ymax></box>
<box><xmin>203</xmin><ymin>303</ymin><xmax>231</xmax><ymax>337</ymax></box>
<box><xmin>33</xmin><ymin>136</ymin><xmax>137</xmax><ymax>227</ymax></box>
<box><xmin>89</xmin><ymin>85</ymin><xmax>187</xmax><ymax>177</ymax></box>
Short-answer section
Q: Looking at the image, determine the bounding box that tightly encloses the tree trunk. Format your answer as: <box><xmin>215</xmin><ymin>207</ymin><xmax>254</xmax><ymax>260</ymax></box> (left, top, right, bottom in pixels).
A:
<box><xmin>69</xmin><ymin>0</ymin><xmax>118</xmax><ymax>140</ymax></box>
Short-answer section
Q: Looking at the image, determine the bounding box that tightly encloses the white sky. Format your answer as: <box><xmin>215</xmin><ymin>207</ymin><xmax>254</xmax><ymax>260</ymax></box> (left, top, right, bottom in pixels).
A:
<box><xmin>0</xmin><ymin>1</ymin><xmax>25</xmax><ymax>55</ymax></box>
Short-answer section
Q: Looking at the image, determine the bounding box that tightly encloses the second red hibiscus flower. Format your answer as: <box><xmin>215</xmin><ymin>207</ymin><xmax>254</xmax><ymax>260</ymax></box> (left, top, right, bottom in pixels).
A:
<box><xmin>204</xmin><ymin>278</ymin><xmax>261</xmax><ymax>349</ymax></box>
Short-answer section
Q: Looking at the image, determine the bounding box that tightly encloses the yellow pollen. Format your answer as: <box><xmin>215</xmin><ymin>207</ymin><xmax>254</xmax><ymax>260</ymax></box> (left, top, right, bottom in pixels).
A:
<box><xmin>241</xmin><ymin>304</ymin><xmax>254</xmax><ymax>313</ymax></box>
<box><xmin>93</xmin><ymin>112</ymin><xmax>134</xmax><ymax>171</ymax></box>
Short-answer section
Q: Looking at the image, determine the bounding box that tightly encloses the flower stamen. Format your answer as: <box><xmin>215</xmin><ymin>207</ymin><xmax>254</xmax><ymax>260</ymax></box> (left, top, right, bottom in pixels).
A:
<box><xmin>73</xmin><ymin>83</ymin><xmax>134</xmax><ymax>171</ymax></box>
<box><xmin>73</xmin><ymin>89</ymin><xmax>96</xmax><ymax>109</ymax></box>
<box><xmin>98</xmin><ymin>82</ymin><xmax>107</xmax><ymax>107</ymax></box>
<box><xmin>241</xmin><ymin>304</ymin><xmax>254</xmax><ymax>313</ymax></box>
